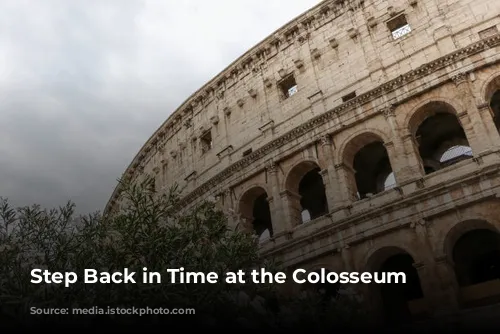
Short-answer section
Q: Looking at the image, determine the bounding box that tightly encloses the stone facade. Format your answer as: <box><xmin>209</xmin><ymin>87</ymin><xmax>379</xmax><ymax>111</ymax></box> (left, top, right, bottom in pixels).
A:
<box><xmin>106</xmin><ymin>0</ymin><xmax>500</xmax><ymax>325</ymax></box>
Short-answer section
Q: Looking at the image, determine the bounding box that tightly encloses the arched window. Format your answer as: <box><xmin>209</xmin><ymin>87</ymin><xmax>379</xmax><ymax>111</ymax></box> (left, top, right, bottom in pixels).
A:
<box><xmin>285</xmin><ymin>161</ymin><xmax>328</xmax><ymax>225</ymax></box>
<box><xmin>239</xmin><ymin>187</ymin><xmax>273</xmax><ymax>240</ymax></box>
<box><xmin>410</xmin><ymin>102</ymin><xmax>472</xmax><ymax>174</ymax></box>
<box><xmin>342</xmin><ymin>132</ymin><xmax>395</xmax><ymax>200</ymax></box>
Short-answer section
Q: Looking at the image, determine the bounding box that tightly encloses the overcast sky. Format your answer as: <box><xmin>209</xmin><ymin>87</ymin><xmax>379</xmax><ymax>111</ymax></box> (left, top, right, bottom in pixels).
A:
<box><xmin>0</xmin><ymin>0</ymin><xmax>321</xmax><ymax>214</ymax></box>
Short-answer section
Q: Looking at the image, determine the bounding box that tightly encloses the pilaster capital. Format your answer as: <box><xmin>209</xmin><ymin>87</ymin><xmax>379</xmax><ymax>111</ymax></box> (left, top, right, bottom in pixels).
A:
<box><xmin>410</xmin><ymin>218</ymin><xmax>427</xmax><ymax>229</ymax></box>
<box><xmin>319</xmin><ymin>134</ymin><xmax>332</xmax><ymax>146</ymax></box>
<box><xmin>334</xmin><ymin>162</ymin><xmax>346</xmax><ymax>171</ymax></box>
<box><xmin>457</xmin><ymin>110</ymin><xmax>469</xmax><ymax>119</ymax></box>
<box><xmin>266</xmin><ymin>159</ymin><xmax>278</xmax><ymax>174</ymax></box>
<box><xmin>381</xmin><ymin>104</ymin><xmax>396</xmax><ymax>119</ymax></box>
<box><xmin>279</xmin><ymin>189</ymin><xmax>301</xmax><ymax>200</ymax></box>
<box><xmin>451</xmin><ymin>71</ymin><xmax>468</xmax><ymax>86</ymax></box>
<box><xmin>412</xmin><ymin>261</ymin><xmax>425</xmax><ymax>270</ymax></box>
<box><xmin>383</xmin><ymin>140</ymin><xmax>395</xmax><ymax>148</ymax></box>
<box><xmin>434</xmin><ymin>255</ymin><xmax>452</xmax><ymax>266</ymax></box>
<box><xmin>401</xmin><ymin>131</ymin><xmax>413</xmax><ymax>141</ymax></box>
<box><xmin>476</xmin><ymin>101</ymin><xmax>490</xmax><ymax>111</ymax></box>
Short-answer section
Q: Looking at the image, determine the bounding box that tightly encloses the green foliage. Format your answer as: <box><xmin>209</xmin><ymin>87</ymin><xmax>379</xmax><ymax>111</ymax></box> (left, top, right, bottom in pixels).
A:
<box><xmin>0</xmin><ymin>176</ymin><xmax>365</xmax><ymax>329</ymax></box>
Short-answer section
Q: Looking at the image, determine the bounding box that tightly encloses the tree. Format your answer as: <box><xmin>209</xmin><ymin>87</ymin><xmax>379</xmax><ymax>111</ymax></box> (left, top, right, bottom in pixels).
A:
<box><xmin>0</xmin><ymin>176</ymin><xmax>365</xmax><ymax>331</ymax></box>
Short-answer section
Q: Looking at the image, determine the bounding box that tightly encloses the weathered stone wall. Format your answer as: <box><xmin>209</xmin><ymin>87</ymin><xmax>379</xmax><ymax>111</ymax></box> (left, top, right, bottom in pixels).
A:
<box><xmin>106</xmin><ymin>0</ymin><xmax>500</xmax><ymax>324</ymax></box>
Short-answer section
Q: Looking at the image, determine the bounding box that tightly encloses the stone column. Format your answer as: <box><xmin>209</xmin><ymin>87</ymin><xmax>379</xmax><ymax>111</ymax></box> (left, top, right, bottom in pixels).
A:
<box><xmin>400</xmin><ymin>132</ymin><xmax>425</xmax><ymax>177</ymax></box>
<box><xmin>222</xmin><ymin>188</ymin><xmax>239</xmax><ymax>230</ymax></box>
<box><xmin>452</xmin><ymin>72</ymin><xmax>492</xmax><ymax>154</ymax></box>
<box><xmin>280</xmin><ymin>190</ymin><xmax>302</xmax><ymax>229</ymax></box>
<box><xmin>411</xmin><ymin>221</ymin><xmax>439</xmax><ymax>314</ymax></box>
<box><xmin>340</xmin><ymin>244</ymin><xmax>355</xmax><ymax>272</ymax></box>
<box><xmin>339</xmin><ymin>245</ymin><xmax>368</xmax><ymax>313</ymax></box>
<box><xmin>318</xmin><ymin>135</ymin><xmax>349</xmax><ymax>210</ymax></box>
<box><xmin>382</xmin><ymin>106</ymin><xmax>422</xmax><ymax>183</ymax></box>
<box><xmin>318</xmin><ymin>169</ymin><xmax>334</xmax><ymax>211</ymax></box>
<box><xmin>432</xmin><ymin>255</ymin><xmax>460</xmax><ymax>315</ymax></box>
<box><xmin>476</xmin><ymin>102</ymin><xmax>500</xmax><ymax>148</ymax></box>
<box><xmin>339</xmin><ymin>245</ymin><xmax>358</xmax><ymax>295</ymax></box>
<box><xmin>231</xmin><ymin>186</ymin><xmax>254</xmax><ymax>234</ymax></box>
<box><xmin>266</xmin><ymin>160</ymin><xmax>287</xmax><ymax>237</ymax></box>
<box><xmin>411</xmin><ymin>220</ymin><xmax>459</xmax><ymax>316</ymax></box>
<box><xmin>334</xmin><ymin>163</ymin><xmax>357</xmax><ymax>202</ymax></box>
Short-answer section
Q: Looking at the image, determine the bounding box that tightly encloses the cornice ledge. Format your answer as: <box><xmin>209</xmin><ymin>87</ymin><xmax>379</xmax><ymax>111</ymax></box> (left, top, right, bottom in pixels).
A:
<box><xmin>263</xmin><ymin>184</ymin><xmax>499</xmax><ymax>259</ymax></box>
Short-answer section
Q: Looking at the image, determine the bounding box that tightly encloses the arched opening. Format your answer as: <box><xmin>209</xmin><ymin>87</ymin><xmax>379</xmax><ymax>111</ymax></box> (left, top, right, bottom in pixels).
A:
<box><xmin>353</xmin><ymin>142</ymin><xmax>393</xmax><ymax>199</ymax></box>
<box><xmin>451</xmin><ymin>227</ymin><xmax>500</xmax><ymax>307</ymax></box>
<box><xmin>367</xmin><ymin>247</ymin><xmax>424</xmax><ymax>325</ymax></box>
<box><xmin>411</xmin><ymin>102</ymin><xmax>472</xmax><ymax>175</ymax></box>
<box><xmin>239</xmin><ymin>187</ymin><xmax>273</xmax><ymax>242</ymax></box>
<box><xmin>343</xmin><ymin>132</ymin><xmax>395</xmax><ymax>200</ymax></box>
<box><xmin>490</xmin><ymin>90</ymin><xmax>500</xmax><ymax>132</ymax></box>
<box><xmin>453</xmin><ymin>229</ymin><xmax>500</xmax><ymax>286</ymax></box>
<box><xmin>285</xmin><ymin>161</ymin><xmax>328</xmax><ymax>225</ymax></box>
<box><xmin>379</xmin><ymin>254</ymin><xmax>424</xmax><ymax>324</ymax></box>
<box><xmin>298</xmin><ymin>168</ymin><xmax>328</xmax><ymax>220</ymax></box>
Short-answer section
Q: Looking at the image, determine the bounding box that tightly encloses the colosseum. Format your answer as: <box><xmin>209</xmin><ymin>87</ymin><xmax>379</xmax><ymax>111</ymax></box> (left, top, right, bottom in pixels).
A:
<box><xmin>105</xmin><ymin>0</ymin><xmax>500</xmax><ymax>327</ymax></box>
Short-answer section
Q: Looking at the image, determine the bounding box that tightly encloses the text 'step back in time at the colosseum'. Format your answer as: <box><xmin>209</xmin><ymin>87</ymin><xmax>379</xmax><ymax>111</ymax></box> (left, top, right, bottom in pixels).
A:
<box><xmin>106</xmin><ymin>0</ymin><xmax>500</xmax><ymax>327</ymax></box>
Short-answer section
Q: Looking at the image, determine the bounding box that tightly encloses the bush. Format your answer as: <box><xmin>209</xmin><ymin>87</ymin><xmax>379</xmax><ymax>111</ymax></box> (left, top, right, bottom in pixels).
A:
<box><xmin>0</xmin><ymin>176</ymin><xmax>365</xmax><ymax>331</ymax></box>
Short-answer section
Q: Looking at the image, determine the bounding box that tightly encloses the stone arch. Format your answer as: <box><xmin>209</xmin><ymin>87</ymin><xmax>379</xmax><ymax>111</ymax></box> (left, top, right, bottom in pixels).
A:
<box><xmin>238</xmin><ymin>185</ymin><xmax>273</xmax><ymax>242</ymax></box>
<box><xmin>404</xmin><ymin>97</ymin><xmax>464</xmax><ymax>134</ymax></box>
<box><xmin>364</xmin><ymin>245</ymin><xmax>421</xmax><ymax>273</ymax></box>
<box><xmin>482</xmin><ymin>73</ymin><xmax>500</xmax><ymax>133</ymax></box>
<box><xmin>337</xmin><ymin>128</ymin><xmax>392</xmax><ymax>164</ymax></box>
<box><xmin>284</xmin><ymin>159</ymin><xmax>328</xmax><ymax>225</ymax></box>
<box><xmin>481</xmin><ymin>71</ymin><xmax>500</xmax><ymax>103</ymax></box>
<box><xmin>442</xmin><ymin>219</ymin><xmax>499</xmax><ymax>261</ymax></box>
<box><xmin>364</xmin><ymin>245</ymin><xmax>425</xmax><ymax>325</ymax></box>
<box><xmin>339</xmin><ymin>129</ymin><xmax>395</xmax><ymax>200</ymax></box>
<box><xmin>406</xmin><ymin>99</ymin><xmax>472</xmax><ymax>175</ymax></box>
<box><xmin>442</xmin><ymin>219</ymin><xmax>500</xmax><ymax>307</ymax></box>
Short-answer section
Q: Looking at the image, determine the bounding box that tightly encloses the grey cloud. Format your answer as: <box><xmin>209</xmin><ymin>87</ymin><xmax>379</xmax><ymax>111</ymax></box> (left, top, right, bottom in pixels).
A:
<box><xmin>0</xmin><ymin>0</ymin><xmax>320</xmax><ymax>214</ymax></box>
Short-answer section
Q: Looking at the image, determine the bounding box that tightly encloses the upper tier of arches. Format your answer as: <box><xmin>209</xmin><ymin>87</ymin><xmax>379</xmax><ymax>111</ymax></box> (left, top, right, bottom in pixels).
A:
<box><xmin>105</xmin><ymin>0</ymin><xmax>500</xmax><ymax>214</ymax></box>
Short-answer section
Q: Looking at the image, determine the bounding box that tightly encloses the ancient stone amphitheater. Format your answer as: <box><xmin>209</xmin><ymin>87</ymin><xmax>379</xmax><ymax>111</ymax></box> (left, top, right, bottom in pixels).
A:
<box><xmin>106</xmin><ymin>0</ymin><xmax>500</xmax><ymax>326</ymax></box>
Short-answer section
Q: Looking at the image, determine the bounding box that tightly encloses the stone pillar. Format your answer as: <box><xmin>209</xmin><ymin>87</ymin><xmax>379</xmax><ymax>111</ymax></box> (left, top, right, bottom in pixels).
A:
<box><xmin>319</xmin><ymin>169</ymin><xmax>334</xmax><ymax>211</ymax></box>
<box><xmin>456</xmin><ymin>109</ymin><xmax>479</xmax><ymax>152</ymax></box>
<box><xmin>222</xmin><ymin>188</ymin><xmax>237</xmax><ymax>228</ymax></box>
<box><xmin>334</xmin><ymin>163</ymin><xmax>357</xmax><ymax>202</ymax></box>
<box><xmin>266</xmin><ymin>160</ymin><xmax>287</xmax><ymax>237</ymax></box>
<box><xmin>210</xmin><ymin>188</ymin><xmax>222</xmax><ymax>207</ymax></box>
<box><xmin>411</xmin><ymin>220</ymin><xmax>459</xmax><ymax>316</ymax></box>
<box><xmin>452</xmin><ymin>72</ymin><xmax>492</xmax><ymax>154</ymax></box>
<box><xmin>477</xmin><ymin>102</ymin><xmax>500</xmax><ymax>148</ymax></box>
<box><xmin>401</xmin><ymin>132</ymin><xmax>425</xmax><ymax>177</ymax></box>
<box><xmin>318</xmin><ymin>135</ymin><xmax>349</xmax><ymax>210</ymax></box>
<box><xmin>224</xmin><ymin>189</ymin><xmax>251</xmax><ymax>234</ymax></box>
<box><xmin>433</xmin><ymin>255</ymin><xmax>460</xmax><ymax>315</ymax></box>
<box><xmin>340</xmin><ymin>244</ymin><xmax>355</xmax><ymax>272</ymax></box>
<box><xmin>339</xmin><ymin>245</ymin><xmax>359</xmax><ymax>297</ymax></box>
<box><xmin>382</xmin><ymin>106</ymin><xmax>422</xmax><ymax>183</ymax></box>
<box><xmin>280</xmin><ymin>190</ymin><xmax>302</xmax><ymax>229</ymax></box>
<box><xmin>339</xmin><ymin>245</ymin><xmax>369</xmax><ymax>315</ymax></box>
